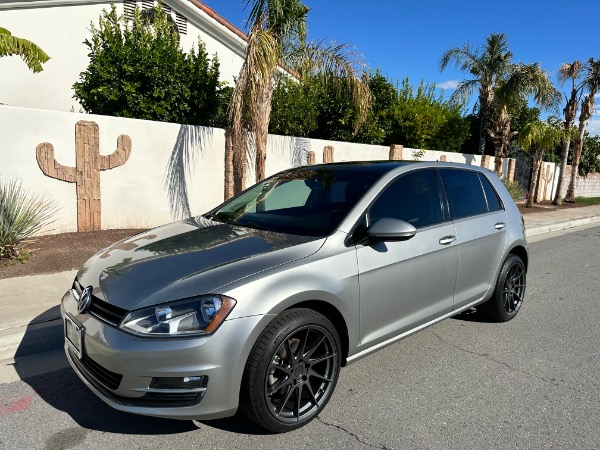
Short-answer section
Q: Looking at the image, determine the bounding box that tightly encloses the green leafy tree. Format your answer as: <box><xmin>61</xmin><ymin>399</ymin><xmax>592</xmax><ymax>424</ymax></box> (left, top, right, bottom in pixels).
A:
<box><xmin>73</xmin><ymin>4</ymin><xmax>225</xmax><ymax>126</ymax></box>
<box><xmin>579</xmin><ymin>134</ymin><xmax>600</xmax><ymax>177</ymax></box>
<box><xmin>0</xmin><ymin>27</ymin><xmax>49</xmax><ymax>73</ymax></box>
<box><xmin>388</xmin><ymin>79</ymin><xmax>469</xmax><ymax>152</ymax></box>
<box><xmin>269</xmin><ymin>75</ymin><xmax>320</xmax><ymax>137</ymax></box>
<box><xmin>269</xmin><ymin>71</ymin><xmax>469</xmax><ymax>152</ymax></box>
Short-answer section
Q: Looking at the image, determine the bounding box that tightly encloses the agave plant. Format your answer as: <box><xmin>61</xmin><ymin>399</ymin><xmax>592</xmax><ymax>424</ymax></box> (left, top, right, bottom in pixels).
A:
<box><xmin>0</xmin><ymin>179</ymin><xmax>58</xmax><ymax>260</ymax></box>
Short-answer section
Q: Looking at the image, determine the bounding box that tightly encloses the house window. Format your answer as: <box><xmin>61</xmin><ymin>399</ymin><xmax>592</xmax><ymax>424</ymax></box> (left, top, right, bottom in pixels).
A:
<box><xmin>141</xmin><ymin>0</ymin><xmax>154</xmax><ymax>10</ymax></box>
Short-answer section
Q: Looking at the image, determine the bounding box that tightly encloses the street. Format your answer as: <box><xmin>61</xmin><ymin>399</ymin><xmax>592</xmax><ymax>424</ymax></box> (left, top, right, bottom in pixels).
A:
<box><xmin>1</xmin><ymin>225</ymin><xmax>599</xmax><ymax>449</ymax></box>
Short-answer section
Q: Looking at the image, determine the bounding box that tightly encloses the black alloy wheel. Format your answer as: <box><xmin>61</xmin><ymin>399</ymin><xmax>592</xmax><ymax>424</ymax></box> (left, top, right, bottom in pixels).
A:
<box><xmin>240</xmin><ymin>308</ymin><xmax>341</xmax><ymax>432</ymax></box>
<box><xmin>502</xmin><ymin>259</ymin><xmax>526</xmax><ymax>315</ymax></box>
<box><xmin>480</xmin><ymin>254</ymin><xmax>527</xmax><ymax>322</ymax></box>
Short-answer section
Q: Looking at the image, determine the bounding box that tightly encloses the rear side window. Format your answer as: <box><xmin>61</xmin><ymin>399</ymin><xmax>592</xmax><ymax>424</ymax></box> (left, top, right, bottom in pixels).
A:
<box><xmin>478</xmin><ymin>173</ymin><xmax>502</xmax><ymax>211</ymax></box>
<box><xmin>440</xmin><ymin>169</ymin><xmax>489</xmax><ymax>219</ymax></box>
<box><xmin>369</xmin><ymin>170</ymin><xmax>443</xmax><ymax>228</ymax></box>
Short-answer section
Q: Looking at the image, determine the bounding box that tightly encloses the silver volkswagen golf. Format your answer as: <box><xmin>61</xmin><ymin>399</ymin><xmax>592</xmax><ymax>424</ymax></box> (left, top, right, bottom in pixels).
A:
<box><xmin>62</xmin><ymin>161</ymin><xmax>528</xmax><ymax>432</ymax></box>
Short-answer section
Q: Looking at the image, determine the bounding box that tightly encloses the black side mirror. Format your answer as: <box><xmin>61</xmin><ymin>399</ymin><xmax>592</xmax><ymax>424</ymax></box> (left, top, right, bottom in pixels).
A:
<box><xmin>367</xmin><ymin>218</ymin><xmax>417</xmax><ymax>241</ymax></box>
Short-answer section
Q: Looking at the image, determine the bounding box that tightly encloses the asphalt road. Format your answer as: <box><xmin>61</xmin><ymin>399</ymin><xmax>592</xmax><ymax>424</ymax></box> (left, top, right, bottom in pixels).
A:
<box><xmin>1</xmin><ymin>225</ymin><xmax>599</xmax><ymax>450</ymax></box>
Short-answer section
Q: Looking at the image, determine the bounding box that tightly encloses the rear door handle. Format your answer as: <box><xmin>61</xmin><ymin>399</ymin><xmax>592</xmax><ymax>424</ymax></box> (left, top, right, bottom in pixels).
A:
<box><xmin>439</xmin><ymin>235</ymin><xmax>456</xmax><ymax>245</ymax></box>
<box><xmin>494</xmin><ymin>222</ymin><xmax>506</xmax><ymax>230</ymax></box>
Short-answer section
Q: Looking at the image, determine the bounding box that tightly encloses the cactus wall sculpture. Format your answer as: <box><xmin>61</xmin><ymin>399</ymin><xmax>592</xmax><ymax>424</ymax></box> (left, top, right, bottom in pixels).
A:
<box><xmin>36</xmin><ymin>120</ymin><xmax>132</xmax><ymax>231</ymax></box>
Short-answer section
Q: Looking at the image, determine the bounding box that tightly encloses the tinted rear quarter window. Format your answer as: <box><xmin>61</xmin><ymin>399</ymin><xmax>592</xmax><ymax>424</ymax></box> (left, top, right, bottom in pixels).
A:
<box><xmin>440</xmin><ymin>169</ymin><xmax>488</xmax><ymax>219</ymax></box>
<box><xmin>478</xmin><ymin>173</ymin><xmax>502</xmax><ymax>211</ymax></box>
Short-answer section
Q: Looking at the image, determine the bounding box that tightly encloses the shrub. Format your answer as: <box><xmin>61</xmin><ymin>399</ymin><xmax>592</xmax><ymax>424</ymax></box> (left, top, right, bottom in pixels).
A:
<box><xmin>73</xmin><ymin>4</ymin><xmax>227</xmax><ymax>127</ymax></box>
<box><xmin>0</xmin><ymin>179</ymin><xmax>58</xmax><ymax>260</ymax></box>
<box><xmin>502</xmin><ymin>179</ymin><xmax>526</xmax><ymax>202</ymax></box>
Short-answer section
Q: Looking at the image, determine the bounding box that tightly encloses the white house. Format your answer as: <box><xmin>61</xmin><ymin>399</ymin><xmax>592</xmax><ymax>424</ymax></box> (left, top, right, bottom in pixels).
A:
<box><xmin>0</xmin><ymin>0</ymin><xmax>248</xmax><ymax>112</ymax></box>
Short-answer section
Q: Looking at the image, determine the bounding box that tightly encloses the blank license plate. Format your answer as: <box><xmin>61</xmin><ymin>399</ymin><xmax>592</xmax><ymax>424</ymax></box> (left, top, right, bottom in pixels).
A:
<box><xmin>65</xmin><ymin>314</ymin><xmax>84</xmax><ymax>359</ymax></box>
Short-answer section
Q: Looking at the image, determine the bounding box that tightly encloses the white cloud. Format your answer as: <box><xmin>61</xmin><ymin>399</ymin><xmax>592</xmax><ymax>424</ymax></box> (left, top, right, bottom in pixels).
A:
<box><xmin>587</xmin><ymin>118</ymin><xmax>600</xmax><ymax>136</ymax></box>
<box><xmin>436</xmin><ymin>80</ymin><xmax>460</xmax><ymax>90</ymax></box>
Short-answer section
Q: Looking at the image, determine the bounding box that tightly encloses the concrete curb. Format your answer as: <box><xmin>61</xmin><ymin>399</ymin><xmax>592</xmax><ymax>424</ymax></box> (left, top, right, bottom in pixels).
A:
<box><xmin>0</xmin><ymin>318</ymin><xmax>63</xmax><ymax>362</ymax></box>
<box><xmin>525</xmin><ymin>215</ymin><xmax>600</xmax><ymax>237</ymax></box>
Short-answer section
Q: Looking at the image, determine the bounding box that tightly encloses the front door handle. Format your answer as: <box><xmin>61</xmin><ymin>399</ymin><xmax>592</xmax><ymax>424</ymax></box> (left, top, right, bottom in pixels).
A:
<box><xmin>439</xmin><ymin>235</ymin><xmax>456</xmax><ymax>245</ymax></box>
<box><xmin>494</xmin><ymin>222</ymin><xmax>506</xmax><ymax>230</ymax></box>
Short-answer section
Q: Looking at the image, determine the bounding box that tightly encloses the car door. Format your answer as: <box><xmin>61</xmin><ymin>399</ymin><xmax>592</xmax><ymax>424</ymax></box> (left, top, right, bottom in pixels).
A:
<box><xmin>439</xmin><ymin>169</ymin><xmax>507</xmax><ymax>310</ymax></box>
<box><xmin>355</xmin><ymin>169</ymin><xmax>458</xmax><ymax>348</ymax></box>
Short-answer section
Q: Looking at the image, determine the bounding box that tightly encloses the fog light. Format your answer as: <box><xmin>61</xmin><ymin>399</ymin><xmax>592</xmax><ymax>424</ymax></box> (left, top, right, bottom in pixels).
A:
<box><xmin>151</xmin><ymin>375</ymin><xmax>208</xmax><ymax>390</ymax></box>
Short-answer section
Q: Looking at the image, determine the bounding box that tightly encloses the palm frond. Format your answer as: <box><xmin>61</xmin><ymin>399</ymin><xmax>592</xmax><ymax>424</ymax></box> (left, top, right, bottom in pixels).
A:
<box><xmin>0</xmin><ymin>28</ymin><xmax>49</xmax><ymax>73</ymax></box>
<box><xmin>449</xmin><ymin>79</ymin><xmax>479</xmax><ymax>107</ymax></box>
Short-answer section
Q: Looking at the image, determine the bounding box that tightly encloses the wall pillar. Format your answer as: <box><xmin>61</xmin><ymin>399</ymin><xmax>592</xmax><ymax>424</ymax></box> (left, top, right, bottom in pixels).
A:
<box><xmin>389</xmin><ymin>144</ymin><xmax>404</xmax><ymax>161</ymax></box>
<box><xmin>508</xmin><ymin>158</ymin><xmax>516</xmax><ymax>182</ymax></box>
<box><xmin>323</xmin><ymin>146</ymin><xmax>334</xmax><ymax>163</ymax></box>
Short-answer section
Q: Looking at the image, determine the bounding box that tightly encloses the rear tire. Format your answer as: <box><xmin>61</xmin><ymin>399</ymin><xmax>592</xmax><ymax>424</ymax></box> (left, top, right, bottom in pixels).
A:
<box><xmin>480</xmin><ymin>254</ymin><xmax>526</xmax><ymax>322</ymax></box>
<box><xmin>240</xmin><ymin>308</ymin><xmax>341</xmax><ymax>433</ymax></box>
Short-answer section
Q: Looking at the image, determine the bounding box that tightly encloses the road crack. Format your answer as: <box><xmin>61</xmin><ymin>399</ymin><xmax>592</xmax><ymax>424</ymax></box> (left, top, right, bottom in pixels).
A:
<box><xmin>316</xmin><ymin>416</ymin><xmax>392</xmax><ymax>450</ymax></box>
<box><xmin>432</xmin><ymin>331</ymin><xmax>558</xmax><ymax>384</ymax></box>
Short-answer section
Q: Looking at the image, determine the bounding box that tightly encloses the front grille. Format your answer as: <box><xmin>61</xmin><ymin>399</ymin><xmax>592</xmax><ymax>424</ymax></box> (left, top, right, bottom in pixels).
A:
<box><xmin>69</xmin><ymin>348</ymin><xmax>123</xmax><ymax>391</ymax></box>
<box><xmin>72</xmin><ymin>279</ymin><xmax>128</xmax><ymax>326</ymax></box>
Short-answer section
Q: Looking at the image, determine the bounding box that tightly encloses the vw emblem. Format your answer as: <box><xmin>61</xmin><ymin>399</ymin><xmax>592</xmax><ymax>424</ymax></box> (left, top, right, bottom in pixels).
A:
<box><xmin>77</xmin><ymin>286</ymin><xmax>93</xmax><ymax>313</ymax></box>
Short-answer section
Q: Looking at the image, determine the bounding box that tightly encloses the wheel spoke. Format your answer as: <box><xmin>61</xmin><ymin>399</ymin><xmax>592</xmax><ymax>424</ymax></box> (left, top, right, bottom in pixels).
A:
<box><xmin>309</xmin><ymin>353</ymin><xmax>336</xmax><ymax>364</ymax></box>
<box><xmin>268</xmin><ymin>376</ymin><xmax>292</xmax><ymax>395</ymax></box>
<box><xmin>294</xmin><ymin>385</ymin><xmax>301</xmax><ymax>420</ymax></box>
<box><xmin>307</xmin><ymin>367</ymin><xmax>332</xmax><ymax>382</ymax></box>
<box><xmin>304</xmin><ymin>334</ymin><xmax>327</xmax><ymax>359</ymax></box>
<box><xmin>272</xmin><ymin>362</ymin><xmax>292</xmax><ymax>376</ymax></box>
<box><xmin>285</xmin><ymin>339</ymin><xmax>295</xmax><ymax>365</ymax></box>
<box><xmin>299</xmin><ymin>327</ymin><xmax>311</xmax><ymax>358</ymax></box>
<box><xmin>305</xmin><ymin>382</ymin><xmax>318</xmax><ymax>407</ymax></box>
<box><xmin>276</xmin><ymin>383</ymin><xmax>295</xmax><ymax>414</ymax></box>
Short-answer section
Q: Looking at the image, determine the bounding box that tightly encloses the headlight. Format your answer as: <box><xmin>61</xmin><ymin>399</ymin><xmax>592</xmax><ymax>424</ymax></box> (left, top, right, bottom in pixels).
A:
<box><xmin>119</xmin><ymin>295</ymin><xmax>236</xmax><ymax>337</ymax></box>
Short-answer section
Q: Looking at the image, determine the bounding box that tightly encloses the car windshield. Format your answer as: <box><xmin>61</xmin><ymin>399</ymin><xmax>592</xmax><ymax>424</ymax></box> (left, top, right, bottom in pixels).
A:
<box><xmin>207</xmin><ymin>165</ymin><xmax>391</xmax><ymax>237</ymax></box>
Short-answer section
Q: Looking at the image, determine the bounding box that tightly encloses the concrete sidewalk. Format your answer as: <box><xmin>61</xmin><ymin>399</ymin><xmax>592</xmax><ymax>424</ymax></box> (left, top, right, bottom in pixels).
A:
<box><xmin>1</xmin><ymin>204</ymin><xmax>600</xmax><ymax>365</ymax></box>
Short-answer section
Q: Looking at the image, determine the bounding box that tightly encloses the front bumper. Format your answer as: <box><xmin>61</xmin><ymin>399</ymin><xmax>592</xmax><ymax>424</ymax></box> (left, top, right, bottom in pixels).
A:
<box><xmin>61</xmin><ymin>289</ymin><xmax>272</xmax><ymax>420</ymax></box>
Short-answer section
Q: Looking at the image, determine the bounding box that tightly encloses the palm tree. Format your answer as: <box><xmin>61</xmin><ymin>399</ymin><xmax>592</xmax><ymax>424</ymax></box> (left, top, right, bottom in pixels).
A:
<box><xmin>229</xmin><ymin>0</ymin><xmax>370</xmax><ymax>196</ymax></box>
<box><xmin>518</xmin><ymin>118</ymin><xmax>566</xmax><ymax>208</ymax></box>
<box><xmin>553</xmin><ymin>61</ymin><xmax>585</xmax><ymax>205</ymax></box>
<box><xmin>488</xmin><ymin>63</ymin><xmax>560</xmax><ymax>175</ymax></box>
<box><xmin>439</xmin><ymin>33</ymin><xmax>513</xmax><ymax>155</ymax></box>
<box><xmin>0</xmin><ymin>27</ymin><xmax>49</xmax><ymax>73</ymax></box>
<box><xmin>565</xmin><ymin>58</ymin><xmax>600</xmax><ymax>203</ymax></box>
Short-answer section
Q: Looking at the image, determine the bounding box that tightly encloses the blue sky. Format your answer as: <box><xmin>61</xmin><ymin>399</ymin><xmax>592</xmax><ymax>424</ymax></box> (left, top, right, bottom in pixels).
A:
<box><xmin>202</xmin><ymin>0</ymin><xmax>600</xmax><ymax>134</ymax></box>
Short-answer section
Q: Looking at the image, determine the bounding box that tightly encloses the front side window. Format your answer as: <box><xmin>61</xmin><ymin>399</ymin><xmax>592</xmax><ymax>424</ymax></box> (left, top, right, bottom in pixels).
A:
<box><xmin>440</xmin><ymin>169</ymin><xmax>490</xmax><ymax>219</ymax></box>
<box><xmin>368</xmin><ymin>170</ymin><xmax>443</xmax><ymax>228</ymax></box>
<box><xmin>208</xmin><ymin>168</ymin><xmax>383</xmax><ymax>236</ymax></box>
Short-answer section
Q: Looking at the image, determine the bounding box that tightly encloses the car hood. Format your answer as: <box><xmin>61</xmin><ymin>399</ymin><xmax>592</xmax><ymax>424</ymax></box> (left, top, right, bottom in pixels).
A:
<box><xmin>76</xmin><ymin>217</ymin><xmax>323</xmax><ymax>310</ymax></box>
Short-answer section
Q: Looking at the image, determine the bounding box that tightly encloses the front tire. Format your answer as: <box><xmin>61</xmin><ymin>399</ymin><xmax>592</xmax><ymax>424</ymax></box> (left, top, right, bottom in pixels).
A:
<box><xmin>480</xmin><ymin>254</ymin><xmax>526</xmax><ymax>322</ymax></box>
<box><xmin>240</xmin><ymin>308</ymin><xmax>341</xmax><ymax>433</ymax></box>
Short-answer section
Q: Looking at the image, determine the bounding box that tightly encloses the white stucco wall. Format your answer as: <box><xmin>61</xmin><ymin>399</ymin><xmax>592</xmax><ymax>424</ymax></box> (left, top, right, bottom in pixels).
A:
<box><xmin>0</xmin><ymin>105</ymin><xmax>226</xmax><ymax>232</ymax></box>
<box><xmin>0</xmin><ymin>0</ymin><xmax>245</xmax><ymax>112</ymax></box>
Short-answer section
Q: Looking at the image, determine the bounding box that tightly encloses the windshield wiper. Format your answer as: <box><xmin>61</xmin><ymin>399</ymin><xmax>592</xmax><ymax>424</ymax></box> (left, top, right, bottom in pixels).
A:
<box><xmin>240</xmin><ymin>221</ymin><xmax>271</xmax><ymax>232</ymax></box>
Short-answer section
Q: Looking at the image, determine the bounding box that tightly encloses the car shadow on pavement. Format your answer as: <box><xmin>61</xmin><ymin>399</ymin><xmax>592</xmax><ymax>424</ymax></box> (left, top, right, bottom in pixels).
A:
<box><xmin>451</xmin><ymin>307</ymin><xmax>496</xmax><ymax>323</ymax></box>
